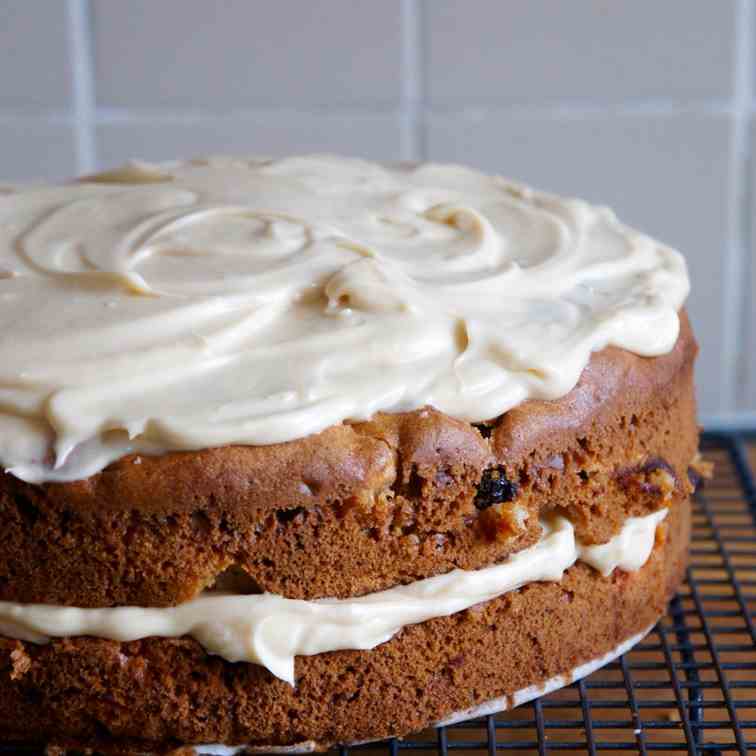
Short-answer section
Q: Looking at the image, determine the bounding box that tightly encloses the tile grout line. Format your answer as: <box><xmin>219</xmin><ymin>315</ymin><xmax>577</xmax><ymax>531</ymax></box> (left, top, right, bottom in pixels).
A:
<box><xmin>400</xmin><ymin>0</ymin><xmax>425</xmax><ymax>160</ymax></box>
<box><xmin>722</xmin><ymin>0</ymin><xmax>754</xmax><ymax>411</ymax></box>
<box><xmin>88</xmin><ymin>98</ymin><xmax>734</xmax><ymax>122</ymax></box>
<box><xmin>66</xmin><ymin>0</ymin><xmax>97</xmax><ymax>173</ymax></box>
<box><xmin>425</xmin><ymin>98</ymin><xmax>735</xmax><ymax>118</ymax></box>
<box><xmin>0</xmin><ymin>98</ymin><xmax>743</xmax><ymax>126</ymax></box>
<box><xmin>93</xmin><ymin>106</ymin><xmax>406</xmax><ymax>122</ymax></box>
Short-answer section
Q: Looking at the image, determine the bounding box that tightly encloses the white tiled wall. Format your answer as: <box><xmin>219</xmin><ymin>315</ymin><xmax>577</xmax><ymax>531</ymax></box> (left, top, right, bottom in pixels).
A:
<box><xmin>425</xmin><ymin>1</ymin><xmax>736</xmax><ymax>103</ymax></box>
<box><xmin>94</xmin><ymin>2</ymin><xmax>404</xmax><ymax>109</ymax></box>
<box><xmin>0</xmin><ymin>0</ymin><xmax>753</xmax><ymax>426</ymax></box>
<box><xmin>0</xmin><ymin>2</ymin><xmax>72</xmax><ymax>109</ymax></box>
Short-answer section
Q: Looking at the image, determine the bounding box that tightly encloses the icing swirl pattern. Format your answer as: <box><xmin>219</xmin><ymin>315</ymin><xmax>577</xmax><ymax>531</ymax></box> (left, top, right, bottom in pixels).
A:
<box><xmin>0</xmin><ymin>155</ymin><xmax>689</xmax><ymax>482</ymax></box>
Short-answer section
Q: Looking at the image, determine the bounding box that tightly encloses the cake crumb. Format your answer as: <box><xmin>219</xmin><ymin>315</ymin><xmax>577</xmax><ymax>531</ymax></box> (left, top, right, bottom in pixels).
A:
<box><xmin>688</xmin><ymin>453</ymin><xmax>714</xmax><ymax>491</ymax></box>
<box><xmin>10</xmin><ymin>645</ymin><xmax>31</xmax><ymax>680</ymax></box>
<box><xmin>690</xmin><ymin>452</ymin><xmax>714</xmax><ymax>479</ymax></box>
<box><xmin>655</xmin><ymin>522</ymin><xmax>669</xmax><ymax>548</ymax></box>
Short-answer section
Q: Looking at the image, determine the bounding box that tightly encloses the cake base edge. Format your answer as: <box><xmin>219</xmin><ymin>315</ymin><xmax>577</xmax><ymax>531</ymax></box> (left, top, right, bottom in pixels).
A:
<box><xmin>193</xmin><ymin>622</ymin><xmax>655</xmax><ymax>755</ymax></box>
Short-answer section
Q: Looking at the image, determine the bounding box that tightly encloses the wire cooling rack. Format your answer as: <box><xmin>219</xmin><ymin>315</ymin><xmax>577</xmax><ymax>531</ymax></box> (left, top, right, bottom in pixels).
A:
<box><xmin>0</xmin><ymin>432</ymin><xmax>754</xmax><ymax>756</ymax></box>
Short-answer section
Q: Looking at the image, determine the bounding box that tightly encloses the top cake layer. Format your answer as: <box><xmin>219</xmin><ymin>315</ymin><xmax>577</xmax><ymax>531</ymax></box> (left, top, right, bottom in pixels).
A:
<box><xmin>0</xmin><ymin>155</ymin><xmax>689</xmax><ymax>483</ymax></box>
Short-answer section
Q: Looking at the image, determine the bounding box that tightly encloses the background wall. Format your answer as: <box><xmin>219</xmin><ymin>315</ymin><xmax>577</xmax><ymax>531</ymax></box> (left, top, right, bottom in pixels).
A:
<box><xmin>0</xmin><ymin>0</ymin><xmax>753</xmax><ymax>427</ymax></box>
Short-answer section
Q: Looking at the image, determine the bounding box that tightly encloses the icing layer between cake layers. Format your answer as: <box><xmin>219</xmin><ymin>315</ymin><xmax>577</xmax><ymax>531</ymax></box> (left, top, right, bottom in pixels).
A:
<box><xmin>0</xmin><ymin>155</ymin><xmax>689</xmax><ymax>483</ymax></box>
<box><xmin>0</xmin><ymin>508</ymin><xmax>667</xmax><ymax>684</ymax></box>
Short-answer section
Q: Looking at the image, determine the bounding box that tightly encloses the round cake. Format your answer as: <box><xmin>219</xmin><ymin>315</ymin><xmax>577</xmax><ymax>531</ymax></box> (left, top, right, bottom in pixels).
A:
<box><xmin>0</xmin><ymin>155</ymin><xmax>699</xmax><ymax>753</ymax></box>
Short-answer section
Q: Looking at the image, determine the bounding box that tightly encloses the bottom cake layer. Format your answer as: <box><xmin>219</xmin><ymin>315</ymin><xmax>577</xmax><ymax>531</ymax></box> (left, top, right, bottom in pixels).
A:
<box><xmin>0</xmin><ymin>499</ymin><xmax>690</xmax><ymax>755</ymax></box>
<box><xmin>197</xmin><ymin>624</ymin><xmax>655</xmax><ymax>755</ymax></box>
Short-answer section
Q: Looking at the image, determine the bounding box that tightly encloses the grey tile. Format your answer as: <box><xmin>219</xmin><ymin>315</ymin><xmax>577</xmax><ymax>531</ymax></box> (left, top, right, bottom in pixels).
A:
<box><xmin>96</xmin><ymin>113</ymin><xmax>403</xmax><ymax>167</ymax></box>
<box><xmin>0</xmin><ymin>121</ymin><xmax>77</xmax><ymax>181</ymax></box>
<box><xmin>0</xmin><ymin>2</ymin><xmax>72</xmax><ymax>109</ymax></box>
<box><xmin>93</xmin><ymin>0</ymin><xmax>402</xmax><ymax>108</ymax></box>
<box><xmin>428</xmin><ymin>111</ymin><xmax>732</xmax><ymax>415</ymax></box>
<box><xmin>426</xmin><ymin>0</ymin><xmax>736</xmax><ymax>104</ymax></box>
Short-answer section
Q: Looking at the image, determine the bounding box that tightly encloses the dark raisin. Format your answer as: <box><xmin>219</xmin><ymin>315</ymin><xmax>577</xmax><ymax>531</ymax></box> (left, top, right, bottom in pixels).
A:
<box><xmin>641</xmin><ymin>456</ymin><xmax>676</xmax><ymax>478</ymax></box>
<box><xmin>275</xmin><ymin>506</ymin><xmax>305</xmax><ymax>524</ymax></box>
<box><xmin>616</xmin><ymin>456</ymin><xmax>677</xmax><ymax>495</ymax></box>
<box><xmin>475</xmin><ymin>466</ymin><xmax>518</xmax><ymax>510</ymax></box>
<box><xmin>473</xmin><ymin>422</ymin><xmax>494</xmax><ymax>439</ymax></box>
<box><xmin>13</xmin><ymin>493</ymin><xmax>39</xmax><ymax>529</ymax></box>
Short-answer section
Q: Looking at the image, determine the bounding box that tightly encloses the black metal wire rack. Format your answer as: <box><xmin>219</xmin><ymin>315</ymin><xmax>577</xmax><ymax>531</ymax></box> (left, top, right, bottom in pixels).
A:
<box><xmin>1</xmin><ymin>432</ymin><xmax>754</xmax><ymax>756</ymax></box>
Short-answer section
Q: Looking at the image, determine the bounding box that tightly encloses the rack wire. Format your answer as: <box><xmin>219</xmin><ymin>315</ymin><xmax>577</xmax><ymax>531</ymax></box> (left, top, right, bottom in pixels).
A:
<box><xmin>0</xmin><ymin>432</ymin><xmax>754</xmax><ymax>755</ymax></box>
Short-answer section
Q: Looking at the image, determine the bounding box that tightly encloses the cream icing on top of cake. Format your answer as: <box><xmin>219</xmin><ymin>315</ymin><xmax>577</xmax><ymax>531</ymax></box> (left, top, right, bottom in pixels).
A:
<box><xmin>0</xmin><ymin>508</ymin><xmax>667</xmax><ymax>684</ymax></box>
<box><xmin>0</xmin><ymin>155</ymin><xmax>689</xmax><ymax>482</ymax></box>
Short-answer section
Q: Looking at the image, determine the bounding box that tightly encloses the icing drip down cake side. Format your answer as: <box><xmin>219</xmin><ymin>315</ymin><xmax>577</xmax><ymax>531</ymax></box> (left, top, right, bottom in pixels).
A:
<box><xmin>0</xmin><ymin>155</ymin><xmax>700</xmax><ymax>753</ymax></box>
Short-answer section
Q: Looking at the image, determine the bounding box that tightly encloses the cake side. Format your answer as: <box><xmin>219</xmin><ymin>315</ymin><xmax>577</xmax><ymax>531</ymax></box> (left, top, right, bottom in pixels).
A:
<box><xmin>0</xmin><ymin>313</ymin><xmax>698</xmax><ymax>607</ymax></box>
<box><xmin>0</xmin><ymin>497</ymin><xmax>690</xmax><ymax>754</ymax></box>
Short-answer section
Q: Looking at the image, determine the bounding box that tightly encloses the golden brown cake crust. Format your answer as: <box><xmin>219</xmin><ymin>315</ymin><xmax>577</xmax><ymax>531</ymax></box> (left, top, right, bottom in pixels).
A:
<box><xmin>0</xmin><ymin>496</ymin><xmax>690</xmax><ymax>754</ymax></box>
<box><xmin>0</xmin><ymin>312</ymin><xmax>698</xmax><ymax>607</ymax></box>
